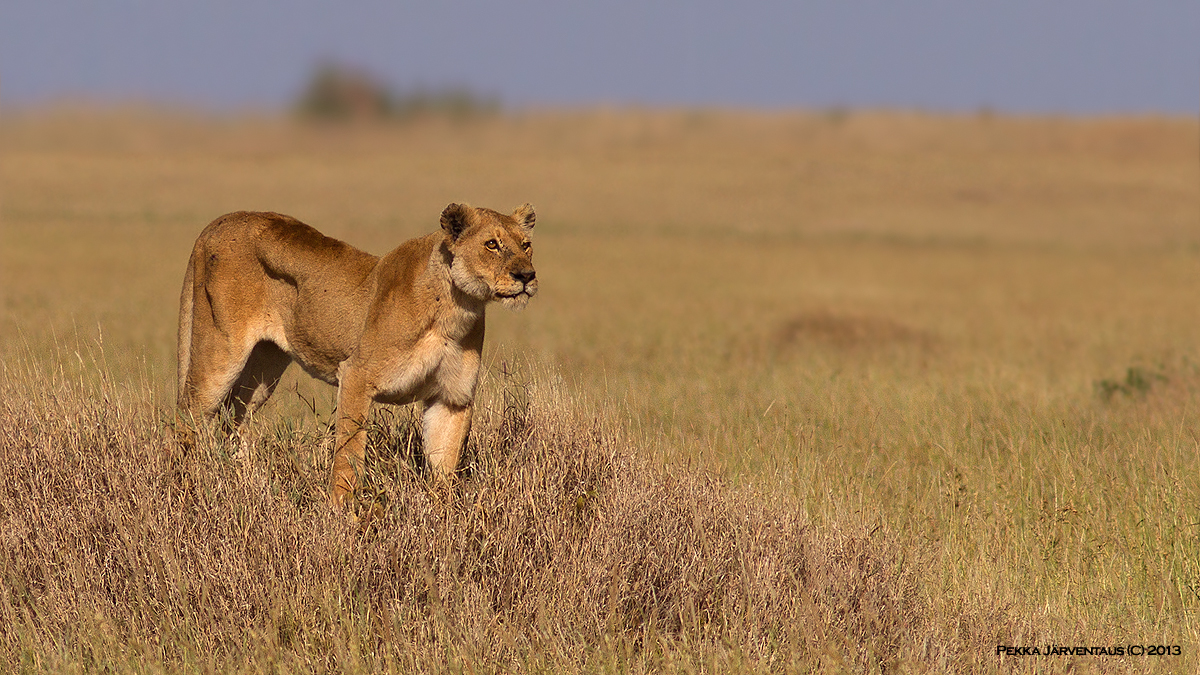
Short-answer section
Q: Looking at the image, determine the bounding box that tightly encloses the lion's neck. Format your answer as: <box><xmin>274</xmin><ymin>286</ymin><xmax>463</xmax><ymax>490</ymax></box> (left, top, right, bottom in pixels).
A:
<box><xmin>427</xmin><ymin>249</ymin><xmax>485</xmax><ymax>340</ymax></box>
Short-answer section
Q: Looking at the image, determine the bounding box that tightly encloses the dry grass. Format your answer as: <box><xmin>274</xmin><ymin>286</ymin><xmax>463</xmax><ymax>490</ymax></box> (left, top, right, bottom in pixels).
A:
<box><xmin>1</xmin><ymin>107</ymin><xmax>1199</xmax><ymax>672</ymax></box>
<box><xmin>1</xmin><ymin>361</ymin><xmax>937</xmax><ymax>673</ymax></box>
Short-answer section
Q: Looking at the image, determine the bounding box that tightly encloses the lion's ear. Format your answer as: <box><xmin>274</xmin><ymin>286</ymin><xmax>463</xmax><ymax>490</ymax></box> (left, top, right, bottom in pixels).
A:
<box><xmin>511</xmin><ymin>203</ymin><xmax>535</xmax><ymax>231</ymax></box>
<box><xmin>440</xmin><ymin>203</ymin><xmax>470</xmax><ymax>240</ymax></box>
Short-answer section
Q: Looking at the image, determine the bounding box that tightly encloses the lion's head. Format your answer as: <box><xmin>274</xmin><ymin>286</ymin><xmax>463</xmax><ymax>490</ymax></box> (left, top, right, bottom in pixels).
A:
<box><xmin>440</xmin><ymin>203</ymin><xmax>538</xmax><ymax>310</ymax></box>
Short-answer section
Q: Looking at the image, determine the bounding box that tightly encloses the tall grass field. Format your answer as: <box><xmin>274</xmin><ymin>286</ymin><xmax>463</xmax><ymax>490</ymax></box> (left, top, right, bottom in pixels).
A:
<box><xmin>1</xmin><ymin>107</ymin><xmax>1198</xmax><ymax>673</ymax></box>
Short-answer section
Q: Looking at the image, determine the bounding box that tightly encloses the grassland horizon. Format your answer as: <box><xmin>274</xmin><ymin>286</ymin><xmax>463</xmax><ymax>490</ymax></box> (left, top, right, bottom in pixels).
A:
<box><xmin>1</xmin><ymin>106</ymin><xmax>1198</xmax><ymax>673</ymax></box>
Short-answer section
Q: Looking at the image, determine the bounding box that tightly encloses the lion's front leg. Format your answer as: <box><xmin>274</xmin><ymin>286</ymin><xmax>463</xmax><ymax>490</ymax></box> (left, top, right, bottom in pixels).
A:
<box><xmin>330</xmin><ymin>367</ymin><xmax>374</xmax><ymax>508</ymax></box>
<box><xmin>422</xmin><ymin>399</ymin><xmax>472</xmax><ymax>479</ymax></box>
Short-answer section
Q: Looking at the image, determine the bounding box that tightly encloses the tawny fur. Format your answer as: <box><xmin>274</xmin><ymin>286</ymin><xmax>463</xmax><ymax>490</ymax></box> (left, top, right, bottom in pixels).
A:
<box><xmin>177</xmin><ymin>203</ymin><xmax>537</xmax><ymax>507</ymax></box>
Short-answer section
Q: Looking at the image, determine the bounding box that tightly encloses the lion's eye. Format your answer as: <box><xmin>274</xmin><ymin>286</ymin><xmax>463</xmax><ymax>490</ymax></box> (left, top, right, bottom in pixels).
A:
<box><xmin>485</xmin><ymin>240</ymin><xmax>499</xmax><ymax>251</ymax></box>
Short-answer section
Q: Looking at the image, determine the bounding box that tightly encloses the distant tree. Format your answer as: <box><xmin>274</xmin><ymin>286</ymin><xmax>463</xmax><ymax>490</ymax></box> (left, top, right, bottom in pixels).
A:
<box><xmin>294</xmin><ymin>62</ymin><xmax>501</xmax><ymax>122</ymax></box>
<box><xmin>390</xmin><ymin>85</ymin><xmax>502</xmax><ymax>119</ymax></box>
<box><xmin>294</xmin><ymin>62</ymin><xmax>394</xmax><ymax>121</ymax></box>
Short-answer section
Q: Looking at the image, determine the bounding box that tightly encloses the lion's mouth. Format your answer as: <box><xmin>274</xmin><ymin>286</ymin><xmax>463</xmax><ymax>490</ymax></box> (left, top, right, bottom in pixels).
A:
<box><xmin>496</xmin><ymin>284</ymin><xmax>535</xmax><ymax>299</ymax></box>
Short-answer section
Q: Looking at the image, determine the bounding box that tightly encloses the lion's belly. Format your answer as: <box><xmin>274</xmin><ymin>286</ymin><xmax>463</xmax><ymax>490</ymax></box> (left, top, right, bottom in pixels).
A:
<box><xmin>286</xmin><ymin>338</ymin><xmax>350</xmax><ymax>385</ymax></box>
<box><xmin>261</xmin><ymin>273</ymin><xmax>369</xmax><ymax>385</ymax></box>
<box><xmin>370</xmin><ymin>333</ymin><xmax>479</xmax><ymax>407</ymax></box>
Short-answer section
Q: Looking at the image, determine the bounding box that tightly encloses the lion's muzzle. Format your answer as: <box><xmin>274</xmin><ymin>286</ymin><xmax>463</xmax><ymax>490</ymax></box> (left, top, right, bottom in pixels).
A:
<box><xmin>500</xmin><ymin>265</ymin><xmax>537</xmax><ymax>298</ymax></box>
<box><xmin>496</xmin><ymin>266</ymin><xmax>537</xmax><ymax>308</ymax></box>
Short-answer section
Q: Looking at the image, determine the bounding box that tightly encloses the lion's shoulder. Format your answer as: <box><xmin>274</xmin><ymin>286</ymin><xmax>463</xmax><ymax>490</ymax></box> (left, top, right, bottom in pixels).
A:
<box><xmin>373</xmin><ymin>232</ymin><xmax>443</xmax><ymax>303</ymax></box>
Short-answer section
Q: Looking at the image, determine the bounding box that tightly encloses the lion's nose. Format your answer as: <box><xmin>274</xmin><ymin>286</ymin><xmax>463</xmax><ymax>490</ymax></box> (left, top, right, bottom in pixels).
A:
<box><xmin>511</xmin><ymin>269</ymin><xmax>536</xmax><ymax>284</ymax></box>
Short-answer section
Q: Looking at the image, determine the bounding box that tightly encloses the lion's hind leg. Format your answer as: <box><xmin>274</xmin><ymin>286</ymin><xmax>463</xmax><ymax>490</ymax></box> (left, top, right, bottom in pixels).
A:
<box><xmin>179</xmin><ymin>339</ymin><xmax>253</xmax><ymax>430</ymax></box>
<box><xmin>178</xmin><ymin>338</ymin><xmax>291</xmax><ymax>449</ymax></box>
<box><xmin>223</xmin><ymin>341</ymin><xmax>292</xmax><ymax>428</ymax></box>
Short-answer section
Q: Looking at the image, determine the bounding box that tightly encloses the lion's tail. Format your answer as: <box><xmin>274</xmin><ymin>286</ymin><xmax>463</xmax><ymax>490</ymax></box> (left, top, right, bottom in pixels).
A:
<box><xmin>177</xmin><ymin>246</ymin><xmax>197</xmax><ymax>410</ymax></box>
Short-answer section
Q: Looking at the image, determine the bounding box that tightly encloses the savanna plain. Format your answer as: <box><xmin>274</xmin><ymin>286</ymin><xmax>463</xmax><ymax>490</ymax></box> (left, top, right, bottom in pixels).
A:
<box><xmin>1</xmin><ymin>107</ymin><xmax>1198</xmax><ymax>674</ymax></box>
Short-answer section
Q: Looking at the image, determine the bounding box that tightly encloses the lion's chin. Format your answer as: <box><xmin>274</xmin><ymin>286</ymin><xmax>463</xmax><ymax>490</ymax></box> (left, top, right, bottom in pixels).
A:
<box><xmin>496</xmin><ymin>292</ymin><xmax>532</xmax><ymax>311</ymax></box>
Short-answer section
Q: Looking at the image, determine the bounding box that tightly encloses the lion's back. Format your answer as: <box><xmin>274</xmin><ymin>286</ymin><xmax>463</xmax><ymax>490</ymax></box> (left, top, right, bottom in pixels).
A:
<box><xmin>191</xmin><ymin>211</ymin><xmax>376</xmax><ymax>282</ymax></box>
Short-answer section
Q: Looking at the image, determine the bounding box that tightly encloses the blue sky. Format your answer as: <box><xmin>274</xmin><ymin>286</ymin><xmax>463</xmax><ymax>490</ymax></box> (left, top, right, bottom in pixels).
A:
<box><xmin>2</xmin><ymin>1</ymin><xmax>1197</xmax><ymax>113</ymax></box>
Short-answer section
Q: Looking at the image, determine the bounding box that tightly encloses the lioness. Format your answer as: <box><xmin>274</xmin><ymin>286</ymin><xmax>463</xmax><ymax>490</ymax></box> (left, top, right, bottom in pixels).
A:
<box><xmin>177</xmin><ymin>203</ymin><xmax>537</xmax><ymax>507</ymax></box>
